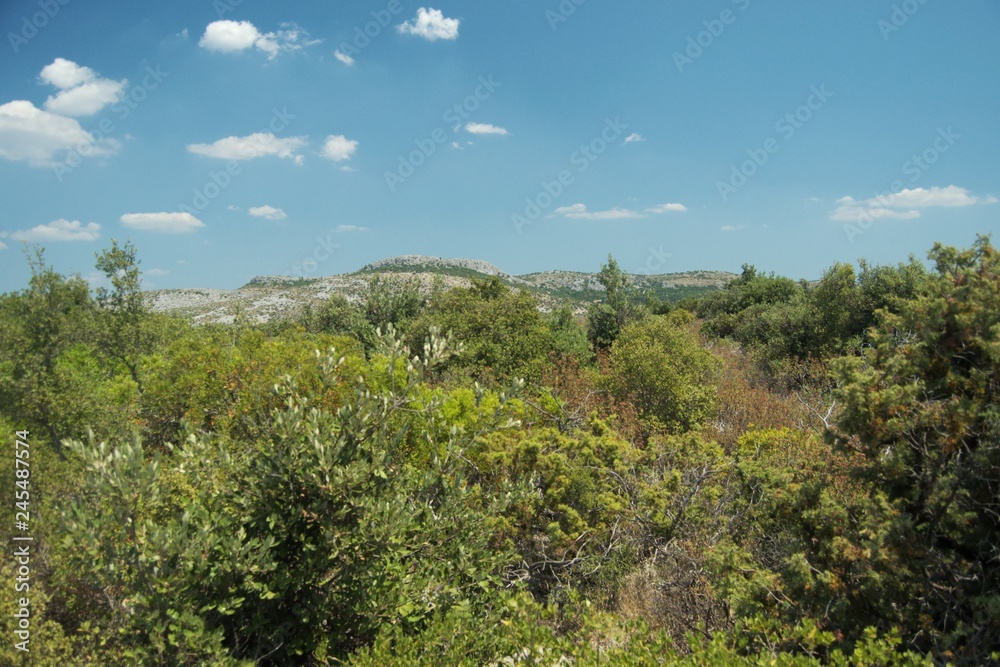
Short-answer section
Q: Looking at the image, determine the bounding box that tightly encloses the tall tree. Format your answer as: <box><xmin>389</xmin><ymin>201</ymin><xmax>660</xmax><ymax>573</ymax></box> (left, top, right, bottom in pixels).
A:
<box><xmin>95</xmin><ymin>239</ymin><xmax>150</xmax><ymax>392</ymax></box>
<box><xmin>587</xmin><ymin>255</ymin><xmax>646</xmax><ymax>349</ymax></box>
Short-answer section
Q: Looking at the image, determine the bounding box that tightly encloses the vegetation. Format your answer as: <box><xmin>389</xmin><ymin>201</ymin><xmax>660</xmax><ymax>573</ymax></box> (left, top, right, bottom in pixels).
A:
<box><xmin>1</xmin><ymin>237</ymin><xmax>998</xmax><ymax>665</ymax></box>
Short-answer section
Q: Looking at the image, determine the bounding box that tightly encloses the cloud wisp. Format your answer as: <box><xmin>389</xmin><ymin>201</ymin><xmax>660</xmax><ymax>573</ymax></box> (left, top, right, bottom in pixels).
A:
<box><xmin>553</xmin><ymin>202</ymin><xmax>688</xmax><ymax>220</ymax></box>
<box><xmin>120</xmin><ymin>212</ymin><xmax>205</xmax><ymax>233</ymax></box>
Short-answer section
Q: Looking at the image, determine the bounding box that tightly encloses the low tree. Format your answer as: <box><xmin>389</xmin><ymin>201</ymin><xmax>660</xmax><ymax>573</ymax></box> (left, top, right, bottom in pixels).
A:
<box><xmin>0</xmin><ymin>248</ymin><xmax>94</xmax><ymax>450</ymax></box>
<box><xmin>604</xmin><ymin>312</ymin><xmax>720</xmax><ymax>433</ymax></box>
<box><xmin>410</xmin><ymin>277</ymin><xmax>553</xmax><ymax>382</ymax></box>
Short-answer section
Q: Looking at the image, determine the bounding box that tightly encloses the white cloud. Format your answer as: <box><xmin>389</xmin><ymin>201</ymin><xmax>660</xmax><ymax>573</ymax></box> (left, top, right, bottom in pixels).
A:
<box><xmin>465</xmin><ymin>122</ymin><xmax>508</xmax><ymax>136</ymax></box>
<box><xmin>199</xmin><ymin>20</ymin><xmax>318</xmax><ymax>59</ymax></box>
<box><xmin>829</xmin><ymin>197</ymin><xmax>921</xmax><ymax>222</ymax></box>
<box><xmin>45</xmin><ymin>78</ymin><xmax>126</xmax><ymax>117</ymax></box>
<box><xmin>890</xmin><ymin>185</ymin><xmax>996</xmax><ymax>208</ymax></box>
<box><xmin>624</xmin><ymin>133</ymin><xmax>644</xmax><ymax>144</ymax></box>
<box><xmin>38</xmin><ymin>58</ymin><xmax>125</xmax><ymax>117</ymax></box>
<box><xmin>720</xmin><ymin>225</ymin><xmax>747</xmax><ymax>232</ymax></box>
<box><xmin>334</xmin><ymin>49</ymin><xmax>355</xmax><ymax>66</ymax></box>
<box><xmin>39</xmin><ymin>58</ymin><xmax>96</xmax><ymax>90</ymax></box>
<box><xmin>200</xmin><ymin>20</ymin><xmax>263</xmax><ymax>52</ymax></box>
<box><xmin>12</xmin><ymin>218</ymin><xmax>101</xmax><ymax>242</ymax></box>
<box><xmin>0</xmin><ymin>241</ymin><xmax>6</xmax><ymax>250</ymax></box>
<box><xmin>120</xmin><ymin>212</ymin><xmax>205</xmax><ymax>233</ymax></box>
<box><xmin>829</xmin><ymin>186</ymin><xmax>997</xmax><ymax>222</ymax></box>
<box><xmin>187</xmin><ymin>133</ymin><xmax>307</xmax><ymax>161</ymax></box>
<box><xmin>322</xmin><ymin>134</ymin><xmax>358</xmax><ymax>161</ymax></box>
<box><xmin>553</xmin><ymin>202</ymin><xmax>686</xmax><ymax>220</ymax></box>
<box><xmin>0</xmin><ymin>100</ymin><xmax>115</xmax><ymax>166</ymax></box>
<box><xmin>646</xmin><ymin>203</ymin><xmax>687</xmax><ymax>214</ymax></box>
<box><xmin>145</xmin><ymin>268</ymin><xmax>169</xmax><ymax>277</ymax></box>
<box><xmin>397</xmin><ymin>8</ymin><xmax>460</xmax><ymax>41</ymax></box>
<box><xmin>336</xmin><ymin>225</ymin><xmax>368</xmax><ymax>233</ymax></box>
<box><xmin>227</xmin><ymin>205</ymin><xmax>241</xmax><ymax>211</ymax></box>
<box><xmin>249</xmin><ymin>205</ymin><xmax>287</xmax><ymax>221</ymax></box>
<box><xmin>554</xmin><ymin>204</ymin><xmax>643</xmax><ymax>221</ymax></box>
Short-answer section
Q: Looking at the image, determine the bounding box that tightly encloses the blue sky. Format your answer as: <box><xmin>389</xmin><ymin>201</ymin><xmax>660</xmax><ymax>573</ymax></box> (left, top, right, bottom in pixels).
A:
<box><xmin>1</xmin><ymin>0</ymin><xmax>998</xmax><ymax>291</ymax></box>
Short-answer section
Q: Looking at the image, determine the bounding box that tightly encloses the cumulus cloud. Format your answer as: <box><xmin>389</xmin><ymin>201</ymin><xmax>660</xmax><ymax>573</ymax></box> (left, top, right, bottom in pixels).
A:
<box><xmin>336</xmin><ymin>224</ymin><xmax>368</xmax><ymax>232</ymax></box>
<box><xmin>249</xmin><ymin>205</ymin><xmax>287</xmax><ymax>220</ymax></box>
<box><xmin>199</xmin><ymin>20</ymin><xmax>318</xmax><ymax>59</ymax></box>
<box><xmin>830</xmin><ymin>185</ymin><xmax>997</xmax><ymax>222</ymax></box>
<box><xmin>646</xmin><ymin>203</ymin><xmax>687</xmax><ymax>213</ymax></box>
<box><xmin>144</xmin><ymin>268</ymin><xmax>169</xmax><ymax>277</ymax></box>
<box><xmin>187</xmin><ymin>133</ymin><xmax>307</xmax><ymax>161</ymax></box>
<box><xmin>39</xmin><ymin>58</ymin><xmax>97</xmax><ymax>89</ymax></box>
<box><xmin>465</xmin><ymin>122</ymin><xmax>508</xmax><ymax>136</ymax></box>
<box><xmin>39</xmin><ymin>58</ymin><xmax>125</xmax><ymax>116</ymax></box>
<box><xmin>12</xmin><ymin>218</ymin><xmax>101</xmax><ymax>242</ymax></box>
<box><xmin>321</xmin><ymin>134</ymin><xmax>358</xmax><ymax>161</ymax></box>
<box><xmin>120</xmin><ymin>212</ymin><xmax>205</xmax><ymax>233</ymax></box>
<box><xmin>397</xmin><ymin>8</ymin><xmax>460</xmax><ymax>41</ymax></box>
<box><xmin>0</xmin><ymin>100</ymin><xmax>115</xmax><ymax>166</ymax></box>
<box><xmin>334</xmin><ymin>49</ymin><xmax>355</xmax><ymax>66</ymax></box>
<box><xmin>720</xmin><ymin>225</ymin><xmax>747</xmax><ymax>232</ymax></box>
<box><xmin>0</xmin><ymin>59</ymin><xmax>127</xmax><ymax>165</ymax></box>
<box><xmin>624</xmin><ymin>133</ymin><xmax>644</xmax><ymax>144</ymax></box>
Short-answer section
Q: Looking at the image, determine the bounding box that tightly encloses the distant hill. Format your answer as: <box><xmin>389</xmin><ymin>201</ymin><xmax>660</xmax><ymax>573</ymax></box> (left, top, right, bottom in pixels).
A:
<box><xmin>147</xmin><ymin>255</ymin><xmax>736</xmax><ymax>324</ymax></box>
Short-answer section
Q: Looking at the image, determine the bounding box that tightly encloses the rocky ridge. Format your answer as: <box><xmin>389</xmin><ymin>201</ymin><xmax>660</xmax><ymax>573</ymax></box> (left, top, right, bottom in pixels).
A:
<box><xmin>147</xmin><ymin>255</ymin><xmax>736</xmax><ymax>324</ymax></box>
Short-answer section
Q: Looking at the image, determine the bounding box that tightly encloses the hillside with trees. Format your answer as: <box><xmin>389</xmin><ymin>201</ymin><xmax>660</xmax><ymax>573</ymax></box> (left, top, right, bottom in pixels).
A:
<box><xmin>1</xmin><ymin>238</ymin><xmax>997</xmax><ymax>665</ymax></box>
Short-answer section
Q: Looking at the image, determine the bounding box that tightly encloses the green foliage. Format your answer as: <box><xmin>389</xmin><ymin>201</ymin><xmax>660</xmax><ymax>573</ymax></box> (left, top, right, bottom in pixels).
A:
<box><xmin>604</xmin><ymin>312</ymin><xmax>721</xmax><ymax>432</ymax></box>
<box><xmin>302</xmin><ymin>276</ymin><xmax>425</xmax><ymax>352</ymax></box>
<box><xmin>409</xmin><ymin>277</ymin><xmax>554</xmax><ymax>382</ymax></box>
<box><xmin>94</xmin><ymin>239</ymin><xmax>153</xmax><ymax>392</ymax></box>
<box><xmin>3</xmin><ymin>237</ymin><xmax>994</xmax><ymax>665</ymax></box>
<box><xmin>140</xmin><ymin>325</ymin><xmax>360</xmax><ymax>445</ymax></box>
<box><xmin>52</xmin><ymin>328</ymin><xmax>524</xmax><ymax>663</ymax></box>
<box><xmin>831</xmin><ymin>236</ymin><xmax>1000</xmax><ymax>661</ymax></box>
<box><xmin>0</xmin><ymin>248</ymin><xmax>97</xmax><ymax>449</ymax></box>
<box><xmin>360</xmin><ymin>275</ymin><xmax>425</xmax><ymax>332</ymax></box>
<box><xmin>546</xmin><ymin>305</ymin><xmax>592</xmax><ymax>363</ymax></box>
<box><xmin>586</xmin><ymin>255</ymin><xmax>648</xmax><ymax>349</ymax></box>
<box><xmin>695</xmin><ymin>259</ymin><xmax>927</xmax><ymax>374</ymax></box>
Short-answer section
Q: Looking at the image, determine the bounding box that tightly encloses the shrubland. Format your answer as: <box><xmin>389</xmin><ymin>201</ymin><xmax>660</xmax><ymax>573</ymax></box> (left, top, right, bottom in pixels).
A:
<box><xmin>0</xmin><ymin>238</ymin><xmax>996</xmax><ymax>665</ymax></box>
